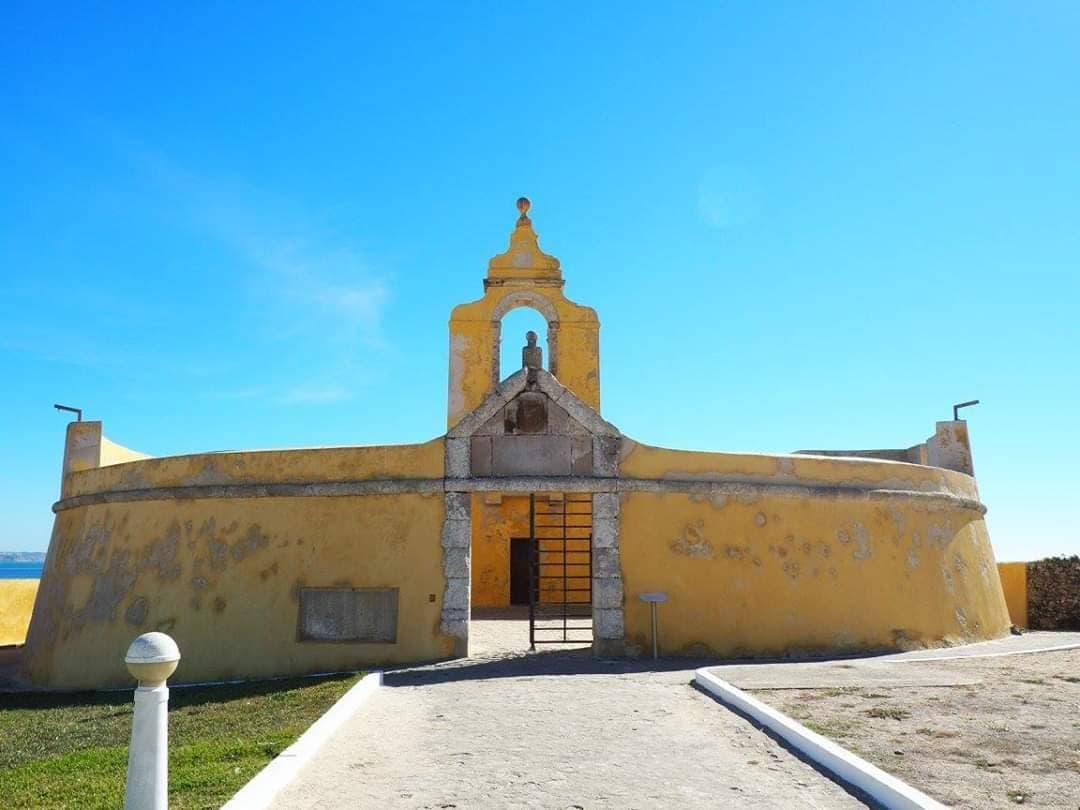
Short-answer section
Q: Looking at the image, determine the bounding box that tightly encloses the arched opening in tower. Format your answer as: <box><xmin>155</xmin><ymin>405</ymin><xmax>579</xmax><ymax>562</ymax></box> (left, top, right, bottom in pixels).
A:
<box><xmin>498</xmin><ymin>306</ymin><xmax>549</xmax><ymax>381</ymax></box>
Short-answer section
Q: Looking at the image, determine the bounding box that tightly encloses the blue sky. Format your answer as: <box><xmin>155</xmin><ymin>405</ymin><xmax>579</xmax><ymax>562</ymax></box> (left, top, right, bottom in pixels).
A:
<box><xmin>1</xmin><ymin>2</ymin><xmax>1077</xmax><ymax>560</ymax></box>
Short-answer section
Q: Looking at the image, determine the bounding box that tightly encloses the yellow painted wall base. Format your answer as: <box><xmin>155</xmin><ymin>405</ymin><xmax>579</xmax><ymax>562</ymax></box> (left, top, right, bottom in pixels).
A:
<box><xmin>0</xmin><ymin>580</ymin><xmax>39</xmax><ymax>646</ymax></box>
<box><xmin>619</xmin><ymin>490</ymin><xmax>1010</xmax><ymax>657</ymax></box>
<box><xmin>25</xmin><ymin>492</ymin><xmax>453</xmax><ymax>689</ymax></box>
<box><xmin>997</xmin><ymin>562</ymin><xmax>1028</xmax><ymax>628</ymax></box>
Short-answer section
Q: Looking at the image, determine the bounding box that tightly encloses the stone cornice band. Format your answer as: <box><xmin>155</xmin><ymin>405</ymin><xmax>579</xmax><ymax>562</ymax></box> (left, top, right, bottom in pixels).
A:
<box><xmin>54</xmin><ymin>476</ymin><xmax>987</xmax><ymax>515</ymax></box>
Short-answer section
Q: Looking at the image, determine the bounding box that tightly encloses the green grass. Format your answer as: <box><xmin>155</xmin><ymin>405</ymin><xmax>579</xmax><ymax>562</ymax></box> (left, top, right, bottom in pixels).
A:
<box><xmin>0</xmin><ymin>672</ymin><xmax>362</xmax><ymax>809</ymax></box>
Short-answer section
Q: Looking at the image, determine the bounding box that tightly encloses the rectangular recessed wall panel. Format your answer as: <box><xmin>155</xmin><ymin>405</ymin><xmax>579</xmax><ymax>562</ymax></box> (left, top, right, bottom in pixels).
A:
<box><xmin>298</xmin><ymin>587</ymin><xmax>398</xmax><ymax>643</ymax></box>
<box><xmin>490</xmin><ymin>435</ymin><xmax>573</xmax><ymax>476</ymax></box>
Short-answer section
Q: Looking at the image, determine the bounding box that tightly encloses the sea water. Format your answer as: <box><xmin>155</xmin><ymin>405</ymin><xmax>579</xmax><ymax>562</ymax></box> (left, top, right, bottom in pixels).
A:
<box><xmin>0</xmin><ymin>562</ymin><xmax>44</xmax><ymax>579</ymax></box>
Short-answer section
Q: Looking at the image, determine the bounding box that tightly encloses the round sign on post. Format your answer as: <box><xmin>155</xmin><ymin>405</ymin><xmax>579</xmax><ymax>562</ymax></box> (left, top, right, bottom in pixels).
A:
<box><xmin>124</xmin><ymin>632</ymin><xmax>181</xmax><ymax>810</ymax></box>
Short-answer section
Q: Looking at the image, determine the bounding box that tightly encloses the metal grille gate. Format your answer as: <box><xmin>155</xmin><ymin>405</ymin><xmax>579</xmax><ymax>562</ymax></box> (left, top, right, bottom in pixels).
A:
<box><xmin>525</xmin><ymin>493</ymin><xmax>593</xmax><ymax>648</ymax></box>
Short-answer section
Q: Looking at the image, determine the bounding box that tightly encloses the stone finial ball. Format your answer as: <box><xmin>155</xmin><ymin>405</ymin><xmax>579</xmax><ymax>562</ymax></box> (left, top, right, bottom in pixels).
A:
<box><xmin>526</xmin><ymin>330</ymin><xmax>538</xmax><ymax>346</ymax></box>
<box><xmin>125</xmin><ymin>631</ymin><xmax>181</xmax><ymax>686</ymax></box>
<box><xmin>516</xmin><ymin>196</ymin><xmax>531</xmax><ymax>216</ymax></box>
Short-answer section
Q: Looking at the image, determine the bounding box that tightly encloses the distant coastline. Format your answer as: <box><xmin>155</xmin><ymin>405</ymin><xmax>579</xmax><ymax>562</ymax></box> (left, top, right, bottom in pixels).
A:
<box><xmin>0</xmin><ymin>552</ymin><xmax>46</xmax><ymax>563</ymax></box>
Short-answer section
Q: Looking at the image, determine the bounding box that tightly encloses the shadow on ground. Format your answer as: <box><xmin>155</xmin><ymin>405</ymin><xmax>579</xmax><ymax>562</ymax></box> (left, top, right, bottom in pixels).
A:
<box><xmin>0</xmin><ymin>672</ymin><xmax>358</xmax><ymax>710</ymax></box>
<box><xmin>380</xmin><ymin>645</ymin><xmax>905</xmax><ymax>687</ymax></box>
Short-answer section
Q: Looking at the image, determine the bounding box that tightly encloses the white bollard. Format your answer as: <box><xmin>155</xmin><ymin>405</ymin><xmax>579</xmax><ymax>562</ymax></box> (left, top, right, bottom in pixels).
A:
<box><xmin>124</xmin><ymin>632</ymin><xmax>181</xmax><ymax>810</ymax></box>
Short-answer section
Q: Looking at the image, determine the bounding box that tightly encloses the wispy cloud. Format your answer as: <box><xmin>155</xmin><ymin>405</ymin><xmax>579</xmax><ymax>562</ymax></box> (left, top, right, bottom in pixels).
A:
<box><xmin>112</xmin><ymin>136</ymin><xmax>392</xmax><ymax>404</ymax></box>
<box><xmin>234</xmin><ymin>238</ymin><xmax>390</xmax><ymax>350</ymax></box>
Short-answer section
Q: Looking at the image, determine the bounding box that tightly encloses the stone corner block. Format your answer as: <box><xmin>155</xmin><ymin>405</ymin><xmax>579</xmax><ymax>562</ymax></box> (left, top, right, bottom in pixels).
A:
<box><xmin>593</xmin><ymin>547</ymin><xmax>622</xmax><ymax>578</ymax></box>
<box><xmin>593</xmin><ymin>577</ymin><xmax>624</xmax><ymax>609</ymax></box>
<box><xmin>444</xmin><ymin>491</ymin><xmax>471</xmax><ymax>520</ymax></box>
<box><xmin>593</xmin><ymin>608</ymin><xmax>624</xmax><ymax>640</ymax></box>
<box><xmin>593</xmin><ymin>517</ymin><xmax>618</xmax><ymax>549</ymax></box>
<box><xmin>593</xmin><ymin>493</ymin><xmax>619</xmax><ymax>520</ymax></box>
<box><xmin>442</xmin><ymin>547</ymin><xmax>470</xmax><ymax>579</ymax></box>
<box><xmin>446</xmin><ymin>437</ymin><xmax>470</xmax><ymax>478</ymax></box>
<box><xmin>592</xmin><ymin>435</ymin><xmax>620</xmax><ymax>477</ymax></box>
<box><xmin>442</xmin><ymin>577</ymin><xmax>470</xmax><ymax>611</ymax></box>
<box><xmin>440</xmin><ymin>609</ymin><xmax>469</xmax><ymax>639</ymax></box>
<box><xmin>441</xmin><ymin>518</ymin><xmax>471</xmax><ymax>549</ymax></box>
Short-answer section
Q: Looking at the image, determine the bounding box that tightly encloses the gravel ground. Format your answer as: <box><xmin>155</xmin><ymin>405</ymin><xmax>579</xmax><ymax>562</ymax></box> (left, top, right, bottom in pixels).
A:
<box><xmin>754</xmin><ymin>648</ymin><xmax>1080</xmax><ymax>809</ymax></box>
<box><xmin>271</xmin><ymin>617</ymin><xmax>867</xmax><ymax>809</ymax></box>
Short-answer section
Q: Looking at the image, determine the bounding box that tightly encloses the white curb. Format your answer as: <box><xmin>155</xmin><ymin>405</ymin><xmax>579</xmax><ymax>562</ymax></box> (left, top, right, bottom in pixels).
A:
<box><xmin>894</xmin><ymin>640</ymin><xmax>1080</xmax><ymax>663</ymax></box>
<box><xmin>694</xmin><ymin>668</ymin><xmax>945</xmax><ymax>810</ymax></box>
<box><xmin>222</xmin><ymin>670</ymin><xmax>383</xmax><ymax>810</ymax></box>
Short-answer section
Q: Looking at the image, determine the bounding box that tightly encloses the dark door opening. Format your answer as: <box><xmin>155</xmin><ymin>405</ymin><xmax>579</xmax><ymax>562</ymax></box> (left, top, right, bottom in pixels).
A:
<box><xmin>509</xmin><ymin>538</ymin><xmax>531</xmax><ymax>606</ymax></box>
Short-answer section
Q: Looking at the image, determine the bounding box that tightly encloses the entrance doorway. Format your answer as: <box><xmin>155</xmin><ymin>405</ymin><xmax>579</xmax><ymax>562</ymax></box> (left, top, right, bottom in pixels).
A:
<box><xmin>509</xmin><ymin>538</ymin><xmax>531</xmax><ymax>605</ymax></box>
<box><xmin>468</xmin><ymin>492</ymin><xmax>595</xmax><ymax>656</ymax></box>
<box><xmin>528</xmin><ymin>493</ymin><xmax>594</xmax><ymax>648</ymax></box>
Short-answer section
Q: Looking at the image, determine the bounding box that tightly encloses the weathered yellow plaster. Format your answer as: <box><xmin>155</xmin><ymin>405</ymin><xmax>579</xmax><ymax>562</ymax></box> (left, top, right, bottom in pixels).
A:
<box><xmin>0</xmin><ymin>580</ymin><xmax>39</xmax><ymax>646</ymax></box>
<box><xmin>619</xmin><ymin>490</ymin><xmax>1009</xmax><ymax>657</ymax></box>
<box><xmin>63</xmin><ymin>439</ymin><xmax>444</xmax><ymax>500</ymax></box>
<box><xmin>620</xmin><ymin>440</ymin><xmax>980</xmax><ymax>501</ymax></box>
<box><xmin>470</xmin><ymin>494</ymin><xmax>528</xmax><ymax>608</ymax></box>
<box><xmin>25</xmin><ymin>492</ymin><xmax>453</xmax><ymax>689</ymax></box>
<box><xmin>997</xmin><ymin>561</ymin><xmax>1028</xmax><ymax>628</ymax></box>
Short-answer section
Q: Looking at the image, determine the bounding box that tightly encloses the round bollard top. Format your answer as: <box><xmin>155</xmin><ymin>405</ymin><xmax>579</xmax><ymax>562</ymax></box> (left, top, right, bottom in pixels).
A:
<box><xmin>125</xmin><ymin>632</ymin><xmax>180</xmax><ymax>686</ymax></box>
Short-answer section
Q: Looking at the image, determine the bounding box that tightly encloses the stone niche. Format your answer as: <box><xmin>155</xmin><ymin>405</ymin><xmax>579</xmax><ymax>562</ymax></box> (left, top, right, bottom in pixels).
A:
<box><xmin>470</xmin><ymin>391</ymin><xmax>593</xmax><ymax>477</ymax></box>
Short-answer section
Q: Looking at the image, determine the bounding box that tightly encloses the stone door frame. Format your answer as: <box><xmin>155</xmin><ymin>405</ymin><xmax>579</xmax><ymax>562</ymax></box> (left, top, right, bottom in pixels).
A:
<box><xmin>438</xmin><ymin>367</ymin><xmax>625</xmax><ymax>658</ymax></box>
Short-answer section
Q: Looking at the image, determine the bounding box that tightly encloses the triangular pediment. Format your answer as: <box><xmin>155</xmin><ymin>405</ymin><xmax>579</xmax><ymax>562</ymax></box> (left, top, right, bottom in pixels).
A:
<box><xmin>447</xmin><ymin>368</ymin><xmax>619</xmax><ymax>440</ymax></box>
<box><xmin>446</xmin><ymin>368</ymin><xmax>620</xmax><ymax>479</ymax></box>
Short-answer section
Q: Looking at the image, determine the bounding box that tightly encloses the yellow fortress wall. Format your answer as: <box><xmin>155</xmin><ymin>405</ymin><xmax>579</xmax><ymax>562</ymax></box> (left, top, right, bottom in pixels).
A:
<box><xmin>0</xmin><ymin>580</ymin><xmax>40</xmax><ymax>646</ymax></box>
<box><xmin>62</xmin><ymin>439</ymin><xmax>445</xmax><ymax>499</ymax></box>
<box><xmin>24</xmin><ymin>441</ymin><xmax>453</xmax><ymax>689</ymax></box>
<box><xmin>616</xmin><ymin>442</ymin><xmax>1011</xmax><ymax>656</ymax></box>
<box><xmin>996</xmin><ymin>561</ymin><xmax>1028</xmax><ymax>628</ymax></box>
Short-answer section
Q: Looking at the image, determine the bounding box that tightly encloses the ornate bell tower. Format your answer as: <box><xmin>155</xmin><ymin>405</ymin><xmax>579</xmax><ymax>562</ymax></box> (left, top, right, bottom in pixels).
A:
<box><xmin>447</xmin><ymin>198</ymin><xmax>601</xmax><ymax>428</ymax></box>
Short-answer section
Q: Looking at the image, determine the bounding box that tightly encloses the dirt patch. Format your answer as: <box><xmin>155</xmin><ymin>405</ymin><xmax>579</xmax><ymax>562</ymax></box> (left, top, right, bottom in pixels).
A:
<box><xmin>752</xmin><ymin>649</ymin><xmax>1080</xmax><ymax>808</ymax></box>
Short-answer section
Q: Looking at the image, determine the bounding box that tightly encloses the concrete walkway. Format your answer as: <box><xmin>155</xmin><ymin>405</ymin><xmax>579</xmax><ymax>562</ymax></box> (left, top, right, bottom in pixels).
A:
<box><xmin>271</xmin><ymin>618</ymin><xmax>868</xmax><ymax>809</ymax></box>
